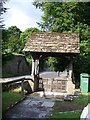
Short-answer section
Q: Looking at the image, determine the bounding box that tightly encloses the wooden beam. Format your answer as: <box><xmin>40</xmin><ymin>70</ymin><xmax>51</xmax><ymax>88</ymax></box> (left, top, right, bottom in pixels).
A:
<box><xmin>30</xmin><ymin>52</ymin><xmax>78</xmax><ymax>58</ymax></box>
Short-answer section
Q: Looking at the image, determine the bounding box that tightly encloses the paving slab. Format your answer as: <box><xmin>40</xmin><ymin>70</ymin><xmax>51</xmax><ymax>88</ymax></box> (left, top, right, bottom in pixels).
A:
<box><xmin>41</xmin><ymin>101</ymin><xmax>55</xmax><ymax>107</ymax></box>
<box><xmin>3</xmin><ymin>96</ymin><xmax>55</xmax><ymax>119</ymax></box>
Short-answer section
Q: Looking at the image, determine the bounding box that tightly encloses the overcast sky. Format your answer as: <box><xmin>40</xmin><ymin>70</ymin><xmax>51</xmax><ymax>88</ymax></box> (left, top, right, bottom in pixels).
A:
<box><xmin>2</xmin><ymin>0</ymin><xmax>43</xmax><ymax>31</ymax></box>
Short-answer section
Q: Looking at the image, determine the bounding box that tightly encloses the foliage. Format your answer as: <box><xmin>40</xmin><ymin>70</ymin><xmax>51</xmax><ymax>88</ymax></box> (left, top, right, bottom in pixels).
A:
<box><xmin>25</xmin><ymin>54</ymin><xmax>32</xmax><ymax>65</ymax></box>
<box><xmin>47</xmin><ymin>57</ymin><xmax>70</xmax><ymax>71</ymax></box>
<box><xmin>2</xmin><ymin>26</ymin><xmax>22</xmax><ymax>53</ymax></box>
<box><xmin>34</xmin><ymin>2</ymin><xmax>90</xmax><ymax>31</ymax></box>
<box><xmin>20</xmin><ymin>27</ymin><xmax>40</xmax><ymax>64</ymax></box>
<box><xmin>0</xmin><ymin>0</ymin><xmax>7</xmax><ymax>28</ymax></box>
<box><xmin>20</xmin><ymin>27</ymin><xmax>40</xmax><ymax>52</ymax></box>
<box><xmin>74</xmin><ymin>23</ymin><xmax>90</xmax><ymax>81</ymax></box>
<box><xmin>34</xmin><ymin>2</ymin><xmax>90</xmax><ymax>81</ymax></box>
<box><xmin>2</xmin><ymin>27</ymin><xmax>41</xmax><ymax>77</ymax></box>
<box><xmin>46</xmin><ymin>57</ymin><xmax>57</xmax><ymax>71</ymax></box>
<box><xmin>2</xmin><ymin>27</ymin><xmax>40</xmax><ymax>54</ymax></box>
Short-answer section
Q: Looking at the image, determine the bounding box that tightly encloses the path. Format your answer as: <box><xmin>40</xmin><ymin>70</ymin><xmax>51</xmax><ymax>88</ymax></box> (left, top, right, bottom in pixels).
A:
<box><xmin>3</xmin><ymin>96</ymin><xmax>55</xmax><ymax>119</ymax></box>
<box><xmin>40</xmin><ymin>71</ymin><xmax>67</xmax><ymax>78</ymax></box>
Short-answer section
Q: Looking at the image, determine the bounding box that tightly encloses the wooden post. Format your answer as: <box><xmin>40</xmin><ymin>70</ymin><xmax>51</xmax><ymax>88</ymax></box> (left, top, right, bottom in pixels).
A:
<box><xmin>34</xmin><ymin>58</ymin><xmax>39</xmax><ymax>91</ymax></box>
<box><xmin>31</xmin><ymin>56</ymin><xmax>35</xmax><ymax>91</ymax></box>
<box><xmin>68</xmin><ymin>61</ymin><xmax>73</xmax><ymax>79</ymax></box>
<box><xmin>67</xmin><ymin>60</ymin><xmax>75</xmax><ymax>94</ymax></box>
<box><xmin>31</xmin><ymin>53</ymin><xmax>40</xmax><ymax>92</ymax></box>
<box><xmin>0</xmin><ymin>83</ymin><xmax>2</xmax><ymax>120</ymax></box>
<box><xmin>21</xmin><ymin>79</ymin><xmax>24</xmax><ymax>97</ymax></box>
<box><xmin>31</xmin><ymin>57</ymin><xmax>35</xmax><ymax>77</ymax></box>
<box><xmin>35</xmin><ymin>59</ymin><xmax>39</xmax><ymax>76</ymax></box>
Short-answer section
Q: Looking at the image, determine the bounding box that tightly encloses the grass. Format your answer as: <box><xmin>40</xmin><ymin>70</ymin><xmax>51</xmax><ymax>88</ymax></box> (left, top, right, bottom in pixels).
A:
<box><xmin>72</xmin><ymin>92</ymin><xmax>90</xmax><ymax>106</ymax></box>
<box><xmin>2</xmin><ymin>89</ymin><xmax>23</xmax><ymax>115</ymax></box>
<box><xmin>50</xmin><ymin>92</ymin><xmax>90</xmax><ymax>119</ymax></box>
<box><xmin>50</xmin><ymin>110</ymin><xmax>82</xmax><ymax>120</ymax></box>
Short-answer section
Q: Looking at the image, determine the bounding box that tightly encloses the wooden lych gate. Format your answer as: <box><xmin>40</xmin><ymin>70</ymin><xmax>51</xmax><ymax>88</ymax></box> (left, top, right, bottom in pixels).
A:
<box><xmin>23</xmin><ymin>32</ymin><xmax>80</xmax><ymax>94</ymax></box>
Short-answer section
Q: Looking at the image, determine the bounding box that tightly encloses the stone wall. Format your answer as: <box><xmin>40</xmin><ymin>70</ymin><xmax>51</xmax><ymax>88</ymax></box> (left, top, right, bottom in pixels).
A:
<box><xmin>2</xmin><ymin>55</ymin><xmax>31</xmax><ymax>77</ymax></box>
<box><xmin>38</xmin><ymin>77</ymin><xmax>75</xmax><ymax>94</ymax></box>
<box><xmin>39</xmin><ymin>71</ymin><xmax>75</xmax><ymax>94</ymax></box>
<box><xmin>39</xmin><ymin>78</ymin><xmax>68</xmax><ymax>93</ymax></box>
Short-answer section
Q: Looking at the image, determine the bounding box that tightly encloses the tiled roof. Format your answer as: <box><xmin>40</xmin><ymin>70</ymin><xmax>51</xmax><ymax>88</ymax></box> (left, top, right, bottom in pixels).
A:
<box><xmin>23</xmin><ymin>32</ymin><xmax>80</xmax><ymax>53</ymax></box>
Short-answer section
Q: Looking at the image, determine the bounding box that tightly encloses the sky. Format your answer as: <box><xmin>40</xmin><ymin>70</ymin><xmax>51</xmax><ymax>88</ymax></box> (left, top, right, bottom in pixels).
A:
<box><xmin>2</xmin><ymin>0</ymin><xmax>43</xmax><ymax>31</ymax></box>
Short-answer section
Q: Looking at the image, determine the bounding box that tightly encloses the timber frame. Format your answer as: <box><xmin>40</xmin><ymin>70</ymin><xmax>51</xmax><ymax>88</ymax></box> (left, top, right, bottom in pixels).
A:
<box><xmin>23</xmin><ymin>32</ymin><xmax>80</xmax><ymax>94</ymax></box>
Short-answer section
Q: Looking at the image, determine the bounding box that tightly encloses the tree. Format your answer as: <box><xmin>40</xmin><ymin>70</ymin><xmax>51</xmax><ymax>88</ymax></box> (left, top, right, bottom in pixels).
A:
<box><xmin>0</xmin><ymin>0</ymin><xmax>7</xmax><ymax>28</ymax></box>
<box><xmin>20</xmin><ymin>27</ymin><xmax>40</xmax><ymax>51</ymax></box>
<box><xmin>34</xmin><ymin>2</ymin><xmax>90</xmax><ymax>81</ymax></box>
<box><xmin>20</xmin><ymin>27</ymin><xmax>40</xmax><ymax>64</ymax></box>
<box><xmin>2</xmin><ymin>27</ymin><xmax>40</xmax><ymax>60</ymax></box>
<box><xmin>2</xmin><ymin>26</ymin><xmax>22</xmax><ymax>53</ymax></box>
<box><xmin>34</xmin><ymin>2</ymin><xmax>90</xmax><ymax>32</ymax></box>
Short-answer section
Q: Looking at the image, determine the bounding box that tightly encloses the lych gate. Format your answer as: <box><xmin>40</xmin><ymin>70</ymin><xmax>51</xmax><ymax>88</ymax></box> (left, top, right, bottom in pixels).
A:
<box><xmin>23</xmin><ymin>32</ymin><xmax>80</xmax><ymax>95</ymax></box>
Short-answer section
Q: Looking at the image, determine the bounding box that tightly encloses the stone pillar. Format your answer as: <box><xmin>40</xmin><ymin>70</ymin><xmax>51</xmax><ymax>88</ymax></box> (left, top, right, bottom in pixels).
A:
<box><xmin>0</xmin><ymin>83</ymin><xmax>2</xmax><ymax>120</ymax></box>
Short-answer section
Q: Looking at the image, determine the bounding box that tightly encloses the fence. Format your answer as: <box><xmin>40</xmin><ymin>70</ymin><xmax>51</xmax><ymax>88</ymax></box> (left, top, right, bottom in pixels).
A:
<box><xmin>0</xmin><ymin>75</ymin><xmax>33</xmax><ymax>118</ymax></box>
